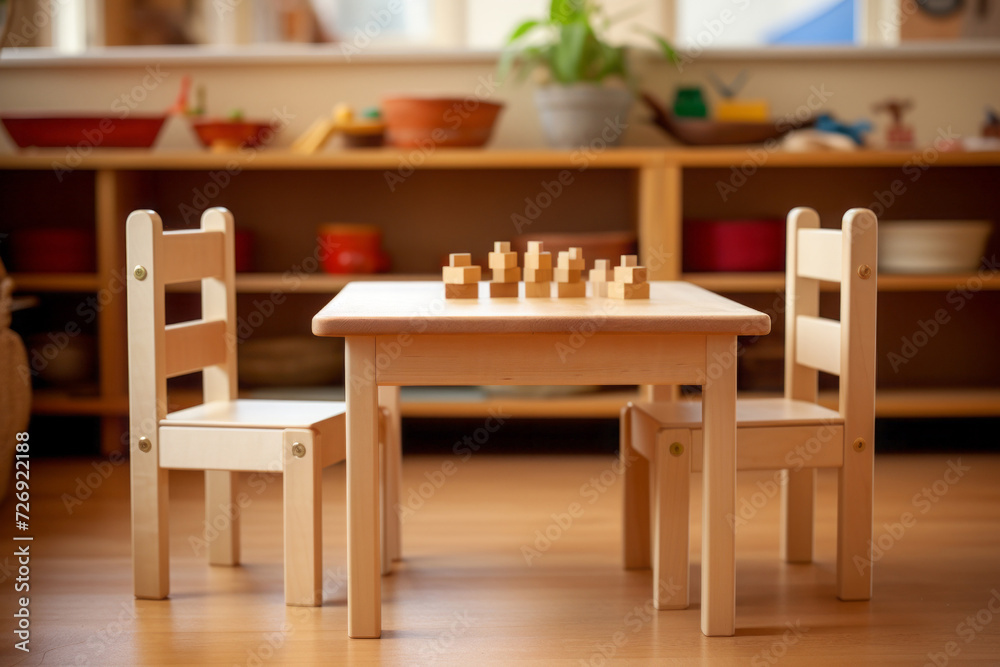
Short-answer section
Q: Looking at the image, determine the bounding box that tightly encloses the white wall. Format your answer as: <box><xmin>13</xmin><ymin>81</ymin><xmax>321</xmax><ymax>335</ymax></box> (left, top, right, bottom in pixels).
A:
<box><xmin>0</xmin><ymin>48</ymin><xmax>998</xmax><ymax>151</ymax></box>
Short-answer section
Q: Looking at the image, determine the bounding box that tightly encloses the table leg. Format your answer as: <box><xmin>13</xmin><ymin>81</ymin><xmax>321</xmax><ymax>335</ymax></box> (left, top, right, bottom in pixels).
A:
<box><xmin>346</xmin><ymin>336</ymin><xmax>381</xmax><ymax>638</ymax></box>
<box><xmin>701</xmin><ymin>335</ymin><xmax>737</xmax><ymax>637</ymax></box>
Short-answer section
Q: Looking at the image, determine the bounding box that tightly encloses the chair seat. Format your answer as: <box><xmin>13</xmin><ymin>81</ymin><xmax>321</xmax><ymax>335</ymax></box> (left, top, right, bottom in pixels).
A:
<box><xmin>635</xmin><ymin>397</ymin><xmax>843</xmax><ymax>429</ymax></box>
<box><xmin>163</xmin><ymin>398</ymin><xmax>346</xmax><ymax>429</ymax></box>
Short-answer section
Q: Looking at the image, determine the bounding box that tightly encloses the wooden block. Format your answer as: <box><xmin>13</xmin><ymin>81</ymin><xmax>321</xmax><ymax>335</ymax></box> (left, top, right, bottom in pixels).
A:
<box><xmin>557</xmin><ymin>250</ymin><xmax>585</xmax><ymax>271</ymax></box>
<box><xmin>556</xmin><ymin>281</ymin><xmax>586</xmax><ymax>298</ymax></box>
<box><xmin>589</xmin><ymin>259</ymin><xmax>613</xmax><ymax>283</ymax></box>
<box><xmin>489</xmin><ymin>253</ymin><xmax>518</xmax><ymax>270</ymax></box>
<box><xmin>445</xmin><ymin>283</ymin><xmax>478</xmax><ymax>299</ymax></box>
<box><xmin>524</xmin><ymin>281</ymin><xmax>551</xmax><ymax>298</ymax></box>
<box><xmin>554</xmin><ymin>267</ymin><xmax>581</xmax><ymax>283</ymax></box>
<box><xmin>614</xmin><ymin>265</ymin><xmax>648</xmax><ymax>284</ymax></box>
<box><xmin>608</xmin><ymin>281</ymin><xmax>650</xmax><ymax>299</ymax></box>
<box><xmin>491</xmin><ymin>267</ymin><xmax>521</xmax><ymax>283</ymax></box>
<box><xmin>524</xmin><ymin>252</ymin><xmax>552</xmax><ymax>270</ymax></box>
<box><xmin>593</xmin><ymin>282</ymin><xmax>610</xmax><ymax>297</ymax></box>
<box><xmin>524</xmin><ymin>267</ymin><xmax>552</xmax><ymax>283</ymax></box>
<box><xmin>526</xmin><ymin>241</ymin><xmax>544</xmax><ymax>254</ymax></box>
<box><xmin>449</xmin><ymin>253</ymin><xmax>471</xmax><ymax>267</ymax></box>
<box><xmin>489</xmin><ymin>282</ymin><xmax>519</xmax><ymax>298</ymax></box>
<box><xmin>493</xmin><ymin>241</ymin><xmax>511</xmax><ymax>253</ymax></box>
<box><xmin>620</xmin><ymin>254</ymin><xmax>638</xmax><ymax>267</ymax></box>
<box><xmin>442</xmin><ymin>265</ymin><xmax>481</xmax><ymax>284</ymax></box>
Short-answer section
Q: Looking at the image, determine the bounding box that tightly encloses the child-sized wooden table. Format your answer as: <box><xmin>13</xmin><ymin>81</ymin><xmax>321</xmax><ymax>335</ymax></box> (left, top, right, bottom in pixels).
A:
<box><xmin>313</xmin><ymin>281</ymin><xmax>771</xmax><ymax>638</ymax></box>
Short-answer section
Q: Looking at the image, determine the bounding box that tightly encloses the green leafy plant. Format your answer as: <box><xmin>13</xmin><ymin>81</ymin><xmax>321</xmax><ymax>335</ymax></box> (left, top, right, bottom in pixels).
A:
<box><xmin>499</xmin><ymin>0</ymin><xmax>678</xmax><ymax>86</ymax></box>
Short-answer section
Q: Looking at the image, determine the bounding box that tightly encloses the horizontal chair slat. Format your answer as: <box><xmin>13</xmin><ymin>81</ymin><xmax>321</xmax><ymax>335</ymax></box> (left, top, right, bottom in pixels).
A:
<box><xmin>795</xmin><ymin>315</ymin><xmax>842</xmax><ymax>376</ymax></box>
<box><xmin>797</xmin><ymin>229</ymin><xmax>842</xmax><ymax>282</ymax></box>
<box><xmin>164</xmin><ymin>319</ymin><xmax>228</xmax><ymax>378</ymax></box>
<box><xmin>161</xmin><ymin>230</ymin><xmax>225</xmax><ymax>284</ymax></box>
<box><xmin>688</xmin><ymin>424</ymin><xmax>845</xmax><ymax>472</ymax></box>
<box><xmin>159</xmin><ymin>426</ymin><xmax>283</xmax><ymax>471</ymax></box>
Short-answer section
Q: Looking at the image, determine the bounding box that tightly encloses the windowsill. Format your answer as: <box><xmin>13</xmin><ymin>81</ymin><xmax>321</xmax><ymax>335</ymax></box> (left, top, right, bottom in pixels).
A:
<box><xmin>2</xmin><ymin>41</ymin><xmax>999</xmax><ymax>68</ymax></box>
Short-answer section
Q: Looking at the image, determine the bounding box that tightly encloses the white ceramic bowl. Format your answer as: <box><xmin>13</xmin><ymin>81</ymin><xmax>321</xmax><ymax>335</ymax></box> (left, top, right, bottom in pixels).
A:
<box><xmin>878</xmin><ymin>220</ymin><xmax>993</xmax><ymax>273</ymax></box>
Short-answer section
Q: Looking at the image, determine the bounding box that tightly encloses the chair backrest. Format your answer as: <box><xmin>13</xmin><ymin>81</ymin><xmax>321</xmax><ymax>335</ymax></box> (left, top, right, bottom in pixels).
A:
<box><xmin>126</xmin><ymin>207</ymin><xmax>238</xmax><ymax>439</ymax></box>
<box><xmin>784</xmin><ymin>207</ymin><xmax>877</xmax><ymax>430</ymax></box>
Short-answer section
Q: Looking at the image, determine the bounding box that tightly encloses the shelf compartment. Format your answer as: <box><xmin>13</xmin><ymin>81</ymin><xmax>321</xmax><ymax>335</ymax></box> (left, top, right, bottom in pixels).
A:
<box><xmin>684</xmin><ymin>272</ymin><xmax>1000</xmax><ymax>293</ymax></box>
<box><xmin>11</xmin><ymin>273</ymin><xmax>102</xmax><ymax>292</ymax></box>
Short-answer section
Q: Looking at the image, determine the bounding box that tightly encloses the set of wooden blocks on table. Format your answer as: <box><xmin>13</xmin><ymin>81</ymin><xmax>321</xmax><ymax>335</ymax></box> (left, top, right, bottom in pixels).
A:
<box><xmin>442</xmin><ymin>242</ymin><xmax>649</xmax><ymax>300</ymax></box>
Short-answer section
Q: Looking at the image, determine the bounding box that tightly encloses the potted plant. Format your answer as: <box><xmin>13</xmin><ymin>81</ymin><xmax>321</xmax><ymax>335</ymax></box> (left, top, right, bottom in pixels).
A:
<box><xmin>499</xmin><ymin>0</ymin><xmax>677</xmax><ymax>148</ymax></box>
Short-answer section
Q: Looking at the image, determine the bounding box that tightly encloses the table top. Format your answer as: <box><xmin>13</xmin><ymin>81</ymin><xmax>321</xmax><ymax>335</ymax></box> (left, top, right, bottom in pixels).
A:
<box><xmin>312</xmin><ymin>281</ymin><xmax>771</xmax><ymax>337</ymax></box>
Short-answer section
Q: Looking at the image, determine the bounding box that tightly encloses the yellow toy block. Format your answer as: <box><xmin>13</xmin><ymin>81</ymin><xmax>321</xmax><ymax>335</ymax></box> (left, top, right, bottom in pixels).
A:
<box><xmin>449</xmin><ymin>253</ymin><xmax>472</xmax><ymax>267</ymax></box>
<box><xmin>524</xmin><ymin>267</ymin><xmax>553</xmax><ymax>282</ymax></box>
<box><xmin>442</xmin><ymin>265</ymin><xmax>481</xmax><ymax>284</ymax></box>
<box><xmin>608</xmin><ymin>281</ymin><xmax>650</xmax><ymax>300</ymax></box>
<box><xmin>554</xmin><ymin>267</ymin><xmax>581</xmax><ymax>283</ymax></box>
<box><xmin>445</xmin><ymin>283</ymin><xmax>479</xmax><ymax>299</ymax></box>
<box><xmin>491</xmin><ymin>267</ymin><xmax>521</xmax><ymax>283</ymax></box>
<box><xmin>613</xmin><ymin>265</ymin><xmax>648</xmax><ymax>284</ymax></box>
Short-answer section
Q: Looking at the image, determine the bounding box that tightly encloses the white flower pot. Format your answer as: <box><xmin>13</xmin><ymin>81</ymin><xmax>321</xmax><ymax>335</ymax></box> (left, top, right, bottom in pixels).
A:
<box><xmin>534</xmin><ymin>85</ymin><xmax>633</xmax><ymax>149</ymax></box>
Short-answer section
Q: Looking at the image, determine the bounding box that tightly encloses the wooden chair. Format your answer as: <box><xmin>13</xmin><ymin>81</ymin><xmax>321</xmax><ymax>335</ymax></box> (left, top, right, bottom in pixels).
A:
<box><xmin>126</xmin><ymin>207</ymin><xmax>401</xmax><ymax>606</ymax></box>
<box><xmin>621</xmin><ymin>207</ymin><xmax>877</xmax><ymax>610</ymax></box>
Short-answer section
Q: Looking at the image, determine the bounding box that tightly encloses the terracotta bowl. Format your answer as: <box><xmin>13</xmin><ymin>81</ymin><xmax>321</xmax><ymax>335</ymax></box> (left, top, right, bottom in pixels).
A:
<box><xmin>381</xmin><ymin>97</ymin><xmax>503</xmax><ymax>148</ymax></box>
<box><xmin>190</xmin><ymin>119</ymin><xmax>276</xmax><ymax>151</ymax></box>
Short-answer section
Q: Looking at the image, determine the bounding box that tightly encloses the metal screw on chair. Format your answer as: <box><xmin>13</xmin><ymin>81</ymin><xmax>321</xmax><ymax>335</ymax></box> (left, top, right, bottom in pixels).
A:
<box><xmin>138</xmin><ymin>437</ymin><xmax>151</xmax><ymax>453</ymax></box>
<box><xmin>292</xmin><ymin>442</ymin><xmax>307</xmax><ymax>458</ymax></box>
<box><xmin>853</xmin><ymin>437</ymin><xmax>866</xmax><ymax>452</ymax></box>
<box><xmin>857</xmin><ymin>264</ymin><xmax>872</xmax><ymax>279</ymax></box>
<box><xmin>669</xmin><ymin>442</ymin><xmax>684</xmax><ymax>457</ymax></box>
<box><xmin>134</xmin><ymin>265</ymin><xmax>148</xmax><ymax>281</ymax></box>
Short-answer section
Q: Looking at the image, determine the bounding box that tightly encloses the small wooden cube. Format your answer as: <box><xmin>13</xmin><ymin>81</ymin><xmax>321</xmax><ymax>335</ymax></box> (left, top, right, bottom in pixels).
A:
<box><xmin>489</xmin><ymin>253</ymin><xmax>518</xmax><ymax>270</ymax></box>
<box><xmin>491</xmin><ymin>267</ymin><xmax>521</xmax><ymax>283</ymax></box>
<box><xmin>524</xmin><ymin>252</ymin><xmax>552</xmax><ymax>270</ymax></box>
<box><xmin>589</xmin><ymin>259</ymin><xmax>614</xmax><ymax>283</ymax></box>
<box><xmin>620</xmin><ymin>254</ymin><xmax>638</xmax><ymax>268</ymax></box>
<box><xmin>557</xmin><ymin>250</ymin><xmax>585</xmax><ymax>271</ymax></box>
<box><xmin>524</xmin><ymin>267</ymin><xmax>552</xmax><ymax>283</ymax></box>
<box><xmin>493</xmin><ymin>241</ymin><xmax>511</xmax><ymax>253</ymax></box>
<box><xmin>489</xmin><ymin>281</ymin><xmax>519</xmax><ymax>298</ymax></box>
<box><xmin>442</xmin><ymin>265</ymin><xmax>481</xmax><ymax>284</ymax></box>
<box><xmin>556</xmin><ymin>281</ymin><xmax>586</xmax><ymax>298</ymax></box>
<box><xmin>526</xmin><ymin>241</ymin><xmax>545</xmax><ymax>254</ymax></box>
<box><xmin>608</xmin><ymin>281</ymin><xmax>650</xmax><ymax>299</ymax></box>
<box><xmin>450</xmin><ymin>253</ymin><xmax>472</xmax><ymax>267</ymax></box>
<box><xmin>524</xmin><ymin>281</ymin><xmax>551</xmax><ymax>298</ymax></box>
<box><xmin>554</xmin><ymin>267</ymin><xmax>581</xmax><ymax>283</ymax></box>
<box><xmin>613</xmin><ymin>265</ymin><xmax>647</xmax><ymax>284</ymax></box>
<box><xmin>445</xmin><ymin>283</ymin><xmax>479</xmax><ymax>299</ymax></box>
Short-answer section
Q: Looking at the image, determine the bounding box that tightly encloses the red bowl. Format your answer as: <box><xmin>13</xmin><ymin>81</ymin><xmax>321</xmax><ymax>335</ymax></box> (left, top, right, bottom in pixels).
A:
<box><xmin>318</xmin><ymin>224</ymin><xmax>390</xmax><ymax>274</ymax></box>
<box><xmin>684</xmin><ymin>219</ymin><xmax>785</xmax><ymax>272</ymax></box>
<box><xmin>12</xmin><ymin>229</ymin><xmax>95</xmax><ymax>273</ymax></box>
<box><xmin>381</xmin><ymin>97</ymin><xmax>503</xmax><ymax>148</ymax></box>
<box><xmin>190</xmin><ymin>119</ymin><xmax>276</xmax><ymax>150</ymax></box>
<box><xmin>1</xmin><ymin>115</ymin><xmax>166</xmax><ymax>148</ymax></box>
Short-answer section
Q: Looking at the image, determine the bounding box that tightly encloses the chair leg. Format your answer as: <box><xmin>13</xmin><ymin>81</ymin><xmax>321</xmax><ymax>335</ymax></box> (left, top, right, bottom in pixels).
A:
<box><xmin>131</xmin><ymin>436</ymin><xmax>169</xmax><ymax>599</ymax></box>
<box><xmin>837</xmin><ymin>441</ymin><xmax>874</xmax><ymax>600</ymax></box>
<box><xmin>621</xmin><ymin>405</ymin><xmax>651</xmax><ymax>570</ymax></box>
<box><xmin>653</xmin><ymin>429</ymin><xmax>690</xmax><ymax>610</ymax></box>
<box><xmin>379</xmin><ymin>386</ymin><xmax>403</xmax><ymax>564</ymax></box>
<box><xmin>283</xmin><ymin>429</ymin><xmax>322</xmax><ymax>606</ymax></box>
<box><xmin>780</xmin><ymin>468</ymin><xmax>814</xmax><ymax>563</ymax></box>
<box><xmin>206</xmin><ymin>470</ymin><xmax>240</xmax><ymax>566</ymax></box>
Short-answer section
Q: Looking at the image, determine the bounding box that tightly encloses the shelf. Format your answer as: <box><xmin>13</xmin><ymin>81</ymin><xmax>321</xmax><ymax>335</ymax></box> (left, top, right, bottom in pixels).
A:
<box><xmin>684</xmin><ymin>272</ymin><xmax>1000</xmax><ymax>293</ymax></box>
<box><xmin>1</xmin><ymin>148</ymin><xmax>997</xmax><ymax>172</ymax></box>
<box><xmin>166</xmin><ymin>272</ymin><xmax>437</xmax><ymax>294</ymax></box>
<box><xmin>814</xmin><ymin>388</ymin><xmax>1000</xmax><ymax>418</ymax></box>
<box><xmin>11</xmin><ymin>273</ymin><xmax>101</xmax><ymax>292</ymax></box>
<box><xmin>32</xmin><ymin>391</ymin><xmax>128</xmax><ymax>416</ymax></box>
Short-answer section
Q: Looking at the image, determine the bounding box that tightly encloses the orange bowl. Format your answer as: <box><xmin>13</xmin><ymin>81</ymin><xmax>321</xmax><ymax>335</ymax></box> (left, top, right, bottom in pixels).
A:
<box><xmin>381</xmin><ymin>97</ymin><xmax>503</xmax><ymax>148</ymax></box>
<box><xmin>190</xmin><ymin>119</ymin><xmax>276</xmax><ymax>150</ymax></box>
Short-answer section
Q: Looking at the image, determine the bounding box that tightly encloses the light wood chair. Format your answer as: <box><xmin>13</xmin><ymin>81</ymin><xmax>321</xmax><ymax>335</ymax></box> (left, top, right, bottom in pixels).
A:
<box><xmin>621</xmin><ymin>207</ymin><xmax>877</xmax><ymax>610</ymax></box>
<box><xmin>126</xmin><ymin>207</ymin><xmax>401</xmax><ymax>606</ymax></box>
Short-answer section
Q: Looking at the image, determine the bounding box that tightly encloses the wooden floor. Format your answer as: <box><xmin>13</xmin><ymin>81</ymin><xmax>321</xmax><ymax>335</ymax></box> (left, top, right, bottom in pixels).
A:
<box><xmin>3</xmin><ymin>452</ymin><xmax>1000</xmax><ymax>665</ymax></box>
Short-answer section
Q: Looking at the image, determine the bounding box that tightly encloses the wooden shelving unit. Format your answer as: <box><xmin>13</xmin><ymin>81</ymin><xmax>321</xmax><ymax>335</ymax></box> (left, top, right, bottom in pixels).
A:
<box><xmin>3</xmin><ymin>147</ymin><xmax>999</xmax><ymax>454</ymax></box>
